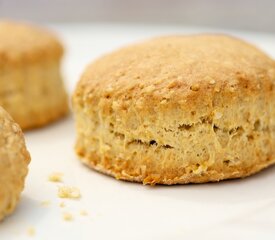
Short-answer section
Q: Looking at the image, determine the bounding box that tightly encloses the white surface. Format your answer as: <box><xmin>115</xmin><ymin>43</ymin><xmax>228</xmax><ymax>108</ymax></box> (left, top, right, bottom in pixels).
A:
<box><xmin>1</xmin><ymin>24</ymin><xmax>275</xmax><ymax>240</ymax></box>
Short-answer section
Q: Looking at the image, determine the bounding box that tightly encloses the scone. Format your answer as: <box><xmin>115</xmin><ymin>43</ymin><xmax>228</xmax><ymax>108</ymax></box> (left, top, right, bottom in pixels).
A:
<box><xmin>0</xmin><ymin>21</ymin><xmax>68</xmax><ymax>130</ymax></box>
<box><xmin>73</xmin><ymin>34</ymin><xmax>275</xmax><ymax>185</ymax></box>
<box><xmin>0</xmin><ymin>106</ymin><xmax>30</xmax><ymax>220</ymax></box>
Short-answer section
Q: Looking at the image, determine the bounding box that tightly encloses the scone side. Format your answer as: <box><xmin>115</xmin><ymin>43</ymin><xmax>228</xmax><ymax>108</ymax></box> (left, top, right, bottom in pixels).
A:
<box><xmin>14</xmin><ymin>101</ymin><xmax>69</xmax><ymax>130</ymax></box>
<box><xmin>0</xmin><ymin>59</ymin><xmax>69</xmax><ymax>129</ymax></box>
<box><xmin>76</xmin><ymin>150</ymin><xmax>275</xmax><ymax>185</ymax></box>
<box><xmin>0</xmin><ymin>107</ymin><xmax>30</xmax><ymax>220</ymax></box>
<box><xmin>73</xmin><ymin>88</ymin><xmax>274</xmax><ymax>184</ymax></box>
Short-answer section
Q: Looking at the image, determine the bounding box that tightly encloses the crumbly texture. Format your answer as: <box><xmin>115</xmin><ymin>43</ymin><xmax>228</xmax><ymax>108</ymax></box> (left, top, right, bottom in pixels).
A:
<box><xmin>73</xmin><ymin>34</ymin><xmax>275</xmax><ymax>185</ymax></box>
<box><xmin>0</xmin><ymin>106</ymin><xmax>30</xmax><ymax>220</ymax></box>
<box><xmin>58</xmin><ymin>186</ymin><xmax>81</xmax><ymax>199</ymax></box>
<box><xmin>0</xmin><ymin>21</ymin><xmax>68</xmax><ymax>130</ymax></box>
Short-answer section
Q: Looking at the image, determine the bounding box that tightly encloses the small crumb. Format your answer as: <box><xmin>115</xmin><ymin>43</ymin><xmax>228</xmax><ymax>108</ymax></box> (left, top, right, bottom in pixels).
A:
<box><xmin>59</xmin><ymin>202</ymin><xmax>66</xmax><ymax>208</ymax></box>
<box><xmin>40</xmin><ymin>200</ymin><xmax>51</xmax><ymax>207</ymax></box>
<box><xmin>27</xmin><ymin>227</ymin><xmax>36</xmax><ymax>237</ymax></box>
<box><xmin>63</xmin><ymin>212</ymin><xmax>73</xmax><ymax>221</ymax></box>
<box><xmin>80</xmin><ymin>210</ymin><xmax>88</xmax><ymax>216</ymax></box>
<box><xmin>48</xmin><ymin>172</ymin><xmax>63</xmax><ymax>183</ymax></box>
<box><xmin>190</xmin><ymin>84</ymin><xmax>200</xmax><ymax>91</ymax></box>
<box><xmin>58</xmin><ymin>186</ymin><xmax>81</xmax><ymax>199</ymax></box>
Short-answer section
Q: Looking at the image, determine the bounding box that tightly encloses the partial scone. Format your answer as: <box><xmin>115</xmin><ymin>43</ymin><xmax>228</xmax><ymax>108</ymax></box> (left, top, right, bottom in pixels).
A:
<box><xmin>0</xmin><ymin>21</ymin><xmax>68</xmax><ymax>129</ymax></box>
<box><xmin>0</xmin><ymin>106</ymin><xmax>30</xmax><ymax>220</ymax></box>
<box><xmin>73</xmin><ymin>35</ymin><xmax>275</xmax><ymax>185</ymax></box>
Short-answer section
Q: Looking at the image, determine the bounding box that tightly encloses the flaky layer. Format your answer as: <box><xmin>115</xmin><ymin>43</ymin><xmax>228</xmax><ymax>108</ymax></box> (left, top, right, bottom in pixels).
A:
<box><xmin>73</xmin><ymin>34</ymin><xmax>275</xmax><ymax>184</ymax></box>
<box><xmin>74</xmin><ymin>96</ymin><xmax>275</xmax><ymax>185</ymax></box>
<box><xmin>0</xmin><ymin>107</ymin><xmax>30</xmax><ymax>220</ymax></box>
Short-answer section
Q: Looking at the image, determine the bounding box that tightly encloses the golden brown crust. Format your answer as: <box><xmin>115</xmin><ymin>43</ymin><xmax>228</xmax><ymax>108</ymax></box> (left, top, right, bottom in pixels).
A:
<box><xmin>0</xmin><ymin>107</ymin><xmax>30</xmax><ymax>220</ymax></box>
<box><xmin>77</xmin><ymin>150</ymin><xmax>274</xmax><ymax>185</ymax></box>
<box><xmin>73</xmin><ymin>34</ymin><xmax>275</xmax><ymax>185</ymax></box>
<box><xmin>0</xmin><ymin>21</ymin><xmax>68</xmax><ymax>129</ymax></box>
<box><xmin>0</xmin><ymin>20</ymin><xmax>63</xmax><ymax>66</ymax></box>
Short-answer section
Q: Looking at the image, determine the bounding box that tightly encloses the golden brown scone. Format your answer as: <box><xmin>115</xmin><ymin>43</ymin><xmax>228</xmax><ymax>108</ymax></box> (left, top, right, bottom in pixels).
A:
<box><xmin>73</xmin><ymin>34</ymin><xmax>275</xmax><ymax>185</ymax></box>
<box><xmin>0</xmin><ymin>21</ymin><xmax>68</xmax><ymax>130</ymax></box>
<box><xmin>0</xmin><ymin>106</ymin><xmax>30</xmax><ymax>220</ymax></box>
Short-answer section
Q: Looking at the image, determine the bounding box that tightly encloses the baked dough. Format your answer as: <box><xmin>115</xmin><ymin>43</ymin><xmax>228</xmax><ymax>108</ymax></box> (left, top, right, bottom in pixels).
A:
<box><xmin>73</xmin><ymin>35</ymin><xmax>275</xmax><ymax>185</ymax></box>
<box><xmin>0</xmin><ymin>106</ymin><xmax>30</xmax><ymax>220</ymax></box>
<box><xmin>0</xmin><ymin>21</ymin><xmax>68</xmax><ymax>129</ymax></box>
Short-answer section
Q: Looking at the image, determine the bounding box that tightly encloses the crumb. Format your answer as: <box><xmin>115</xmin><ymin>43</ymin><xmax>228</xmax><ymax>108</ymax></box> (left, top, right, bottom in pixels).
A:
<box><xmin>58</xmin><ymin>186</ymin><xmax>81</xmax><ymax>199</ymax></box>
<box><xmin>27</xmin><ymin>227</ymin><xmax>36</xmax><ymax>236</ymax></box>
<box><xmin>48</xmin><ymin>172</ymin><xmax>63</xmax><ymax>182</ymax></box>
<box><xmin>63</xmin><ymin>212</ymin><xmax>73</xmax><ymax>221</ymax></box>
<box><xmin>40</xmin><ymin>200</ymin><xmax>51</xmax><ymax>207</ymax></box>
<box><xmin>80</xmin><ymin>210</ymin><xmax>88</xmax><ymax>216</ymax></box>
<box><xmin>59</xmin><ymin>202</ymin><xmax>66</xmax><ymax>208</ymax></box>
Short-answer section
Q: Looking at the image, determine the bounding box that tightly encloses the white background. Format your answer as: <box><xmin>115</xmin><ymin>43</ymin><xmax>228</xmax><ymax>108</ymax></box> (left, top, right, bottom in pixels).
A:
<box><xmin>0</xmin><ymin>23</ymin><xmax>274</xmax><ymax>239</ymax></box>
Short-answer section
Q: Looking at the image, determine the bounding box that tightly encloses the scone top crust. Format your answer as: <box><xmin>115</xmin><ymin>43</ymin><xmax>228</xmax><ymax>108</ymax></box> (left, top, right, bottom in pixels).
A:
<box><xmin>75</xmin><ymin>34</ymin><xmax>275</xmax><ymax>121</ymax></box>
<box><xmin>0</xmin><ymin>21</ymin><xmax>63</xmax><ymax>66</ymax></box>
<box><xmin>0</xmin><ymin>106</ymin><xmax>30</xmax><ymax>220</ymax></box>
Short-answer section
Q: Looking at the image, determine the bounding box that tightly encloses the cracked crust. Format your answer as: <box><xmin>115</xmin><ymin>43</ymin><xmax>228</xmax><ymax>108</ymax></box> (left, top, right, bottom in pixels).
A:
<box><xmin>0</xmin><ymin>21</ymin><xmax>68</xmax><ymax>129</ymax></box>
<box><xmin>0</xmin><ymin>106</ymin><xmax>30</xmax><ymax>220</ymax></box>
<box><xmin>73</xmin><ymin>34</ymin><xmax>275</xmax><ymax>185</ymax></box>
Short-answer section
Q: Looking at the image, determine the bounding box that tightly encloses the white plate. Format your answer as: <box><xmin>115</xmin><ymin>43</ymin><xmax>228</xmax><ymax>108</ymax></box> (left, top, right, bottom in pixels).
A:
<box><xmin>1</xmin><ymin>23</ymin><xmax>275</xmax><ymax>240</ymax></box>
